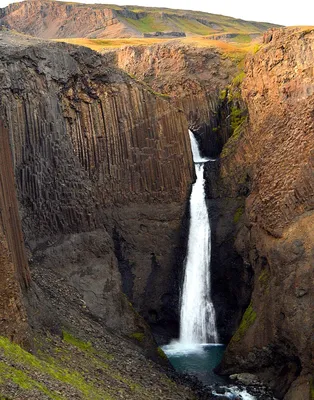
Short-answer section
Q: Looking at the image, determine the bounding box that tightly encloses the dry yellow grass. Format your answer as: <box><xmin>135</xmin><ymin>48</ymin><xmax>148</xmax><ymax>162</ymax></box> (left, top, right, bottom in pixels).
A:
<box><xmin>54</xmin><ymin>37</ymin><xmax>172</xmax><ymax>51</ymax></box>
<box><xmin>55</xmin><ymin>35</ymin><xmax>263</xmax><ymax>61</ymax></box>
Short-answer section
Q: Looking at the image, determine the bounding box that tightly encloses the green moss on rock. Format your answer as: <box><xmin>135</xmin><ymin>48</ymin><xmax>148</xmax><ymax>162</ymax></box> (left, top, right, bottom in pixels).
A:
<box><xmin>0</xmin><ymin>336</ymin><xmax>113</xmax><ymax>400</ymax></box>
<box><xmin>129</xmin><ymin>332</ymin><xmax>145</xmax><ymax>342</ymax></box>
<box><xmin>0</xmin><ymin>362</ymin><xmax>64</xmax><ymax>400</ymax></box>
<box><xmin>258</xmin><ymin>269</ymin><xmax>270</xmax><ymax>288</ymax></box>
<box><xmin>230</xmin><ymin>106</ymin><xmax>246</xmax><ymax>133</ymax></box>
<box><xmin>231</xmin><ymin>302</ymin><xmax>257</xmax><ymax>343</ymax></box>
<box><xmin>62</xmin><ymin>331</ymin><xmax>114</xmax><ymax>361</ymax></box>
<box><xmin>233</xmin><ymin>206</ymin><xmax>244</xmax><ymax>223</ymax></box>
<box><xmin>232</xmin><ymin>71</ymin><xmax>246</xmax><ymax>87</ymax></box>
<box><xmin>157</xmin><ymin>347</ymin><xmax>167</xmax><ymax>360</ymax></box>
<box><xmin>62</xmin><ymin>331</ymin><xmax>93</xmax><ymax>352</ymax></box>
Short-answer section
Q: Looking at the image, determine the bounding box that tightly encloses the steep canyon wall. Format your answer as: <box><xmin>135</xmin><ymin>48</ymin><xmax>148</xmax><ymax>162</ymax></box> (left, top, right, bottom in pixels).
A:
<box><xmin>0</xmin><ymin>121</ymin><xmax>30</xmax><ymax>344</ymax></box>
<box><xmin>0</xmin><ymin>31</ymin><xmax>193</xmax><ymax>341</ymax></box>
<box><xmin>219</xmin><ymin>27</ymin><xmax>314</xmax><ymax>399</ymax></box>
<box><xmin>106</xmin><ymin>43</ymin><xmax>238</xmax><ymax>157</ymax></box>
<box><xmin>106</xmin><ymin>42</ymin><xmax>252</xmax><ymax>342</ymax></box>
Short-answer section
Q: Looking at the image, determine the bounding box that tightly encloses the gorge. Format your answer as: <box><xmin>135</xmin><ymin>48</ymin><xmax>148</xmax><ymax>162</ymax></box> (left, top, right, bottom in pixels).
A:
<box><xmin>0</xmin><ymin>4</ymin><xmax>313</xmax><ymax>399</ymax></box>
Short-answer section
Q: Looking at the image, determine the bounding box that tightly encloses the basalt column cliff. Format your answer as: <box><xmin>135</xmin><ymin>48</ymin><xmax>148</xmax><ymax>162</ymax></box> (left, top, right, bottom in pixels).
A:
<box><xmin>0</xmin><ymin>31</ymin><xmax>194</xmax><ymax>343</ymax></box>
<box><xmin>218</xmin><ymin>28</ymin><xmax>314</xmax><ymax>400</ymax></box>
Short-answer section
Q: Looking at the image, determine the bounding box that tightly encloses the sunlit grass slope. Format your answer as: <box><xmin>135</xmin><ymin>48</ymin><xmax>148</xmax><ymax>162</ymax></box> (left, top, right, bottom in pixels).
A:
<box><xmin>43</xmin><ymin>0</ymin><xmax>281</xmax><ymax>37</ymax></box>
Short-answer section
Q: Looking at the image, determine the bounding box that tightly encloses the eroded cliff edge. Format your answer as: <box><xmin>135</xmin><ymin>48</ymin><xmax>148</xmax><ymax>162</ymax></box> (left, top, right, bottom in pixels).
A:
<box><xmin>218</xmin><ymin>27</ymin><xmax>314</xmax><ymax>399</ymax></box>
<box><xmin>105</xmin><ymin>42</ymin><xmax>238</xmax><ymax>156</ymax></box>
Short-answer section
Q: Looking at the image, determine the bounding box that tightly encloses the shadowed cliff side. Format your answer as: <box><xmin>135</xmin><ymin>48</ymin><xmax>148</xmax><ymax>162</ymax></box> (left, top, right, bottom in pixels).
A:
<box><xmin>0</xmin><ymin>31</ymin><xmax>193</xmax><ymax>344</ymax></box>
<box><xmin>218</xmin><ymin>27</ymin><xmax>314</xmax><ymax>400</ymax></box>
<box><xmin>0</xmin><ymin>121</ymin><xmax>30</xmax><ymax>344</ymax></box>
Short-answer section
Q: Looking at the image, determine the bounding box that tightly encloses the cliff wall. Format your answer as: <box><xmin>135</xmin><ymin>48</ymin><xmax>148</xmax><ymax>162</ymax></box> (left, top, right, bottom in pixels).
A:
<box><xmin>0</xmin><ymin>31</ymin><xmax>193</xmax><ymax>341</ymax></box>
<box><xmin>0</xmin><ymin>122</ymin><xmax>30</xmax><ymax>344</ymax></box>
<box><xmin>0</xmin><ymin>0</ymin><xmax>138</xmax><ymax>38</ymax></box>
<box><xmin>219</xmin><ymin>27</ymin><xmax>314</xmax><ymax>399</ymax></box>
<box><xmin>106</xmin><ymin>42</ymin><xmax>251</xmax><ymax>341</ymax></box>
<box><xmin>106</xmin><ymin>42</ymin><xmax>238</xmax><ymax>156</ymax></box>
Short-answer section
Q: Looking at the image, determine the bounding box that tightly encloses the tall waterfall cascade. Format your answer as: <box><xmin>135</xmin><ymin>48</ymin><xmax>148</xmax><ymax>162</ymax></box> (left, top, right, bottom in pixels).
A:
<box><xmin>179</xmin><ymin>131</ymin><xmax>218</xmax><ymax>344</ymax></box>
<box><xmin>162</xmin><ymin>131</ymin><xmax>254</xmax><ymax>400</ymax></box>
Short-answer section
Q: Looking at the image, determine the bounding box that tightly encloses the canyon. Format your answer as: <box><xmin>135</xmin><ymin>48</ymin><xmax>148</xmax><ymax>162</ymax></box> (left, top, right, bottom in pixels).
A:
<box><xmin>0</xmin><ymin>8</ymin><xmax>312</xmax><ymax>400</ymax></box>
<box><xmin>108</xmin><ymin>28</ymin><xmax>314</xmax><ymax>399</ymax></box>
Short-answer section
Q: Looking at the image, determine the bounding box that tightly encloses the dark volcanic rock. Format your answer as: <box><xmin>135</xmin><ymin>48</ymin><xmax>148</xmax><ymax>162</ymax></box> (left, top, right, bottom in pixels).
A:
<box><xmin>0</xmin><ymin>30</ymin><xmax>193</xmax><ymax>347</ymax></box>
<box><xmin>106</xmin><ymin>42</ymin><xmax>238</xmax><ymax>157</ymax></box>
<box><xmin>204</xmin><ymin>160</ymin><xmax>253</xmax><ymax>343</ymax></box>
<box><xmin>143</xmin><ymin>31</ymin><xmax>186</xmax><ymax>38</ymax></box>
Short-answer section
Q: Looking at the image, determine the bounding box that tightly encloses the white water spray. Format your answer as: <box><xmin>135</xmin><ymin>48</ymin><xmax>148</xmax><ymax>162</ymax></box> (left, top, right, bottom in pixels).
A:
<box><xmin>179</xmin><ymin>131</ymin><xmax>218</xmax><ymax>344</ymax></box>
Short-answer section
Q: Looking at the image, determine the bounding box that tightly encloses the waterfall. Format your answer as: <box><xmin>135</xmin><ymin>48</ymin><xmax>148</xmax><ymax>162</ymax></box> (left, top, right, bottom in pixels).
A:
<box><xmin>179</xmin><ymin>130</ymin><xmax>218</xmax><ymax>344</ymax></box>
<box><xmin>162</xmin><ymin>132</ymin><xmax>255</xmax><ymax>400</ymax></box>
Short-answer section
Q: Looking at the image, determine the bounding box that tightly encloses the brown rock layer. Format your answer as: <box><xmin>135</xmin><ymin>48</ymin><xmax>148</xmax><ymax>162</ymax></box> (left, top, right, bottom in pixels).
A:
<box><xmin>106</xmin><ymin>43</ymin><xmax>238</xmax><ymax>156</ymax></box>
<box><xmin>0</xmin><ymin>121</ymin><xmax>30</xmax><ymax>344</ymax></box>
<box><xmin>0</xmin><ymin>0</ymin><xmax>137</xmax><ymax>38</ymax></box>
<box><xmin>219</xmin><ymin>27</ymin><xmax>314</xmax><ymax>399</ymax></box>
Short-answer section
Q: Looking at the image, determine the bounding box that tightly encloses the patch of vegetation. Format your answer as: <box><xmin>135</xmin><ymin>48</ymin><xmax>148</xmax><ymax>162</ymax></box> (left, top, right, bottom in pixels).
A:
<box><xmin>231</xmin><ymin>34</ymin><xmax>252</xmax><ymax>43</ymax></box>
<box><xmin>0</xmin><ymin>336</ymin><xmax>113</xmax><ymax>400</ymax></box>
<box><xmin>157</xmin><ymin>347</ymin><xmax>168</xmax><ymax>360</ymax></box>
<box><xmin>232</xmin><ymin>71</ymin><xmax>246</xmax><ymax>87</ymax></box>
<box><xmin>62</xmin><ymin>331</ymin><xmax>114</xmax><ymax>361</ymax></box>
<box><xmin>230</xmin><ymin>106</ymin><xmax>246</xmax><ymax>132</ymax></box>
<box><xmin>221</xmin><ymin>110</ymin><xmax>246</xmax><ymax>158</ymax></box>
<box><xmin>231</xmin><ymin>302</ymin><xmax>257</xmax><ymax>343</ymax></box>
<box><xmin>0</xmin><ymin>362</ymin><xmax>64</xmax><ymax>400</ymax></box>
<box><xmin>54</xmin><ymin>37</ymin><xmax>169</xmax><ymax>51</ymax></box>
<box><xmin>167</xmin><ymin>16</ymin><xmax>213</xmax><ymax>35</ymax></box>
<box><xmin>129</xmin><ymin>332</ymin><xmax>145</xmax><ymax>342</ymax></box>
<box><xmin>62</xmin><ymin>331</ymin><xmax>93</xmax><ymax>352</ymax></box>
<box><xmin>258</xmin><ymin>269</ymin><xmax>270</xmax><ymax>287</ymax></box>
<box><xmin>219</xmin><ymin>89</ymin><xmax>228</xmax><ymax>101</ymax></box>
<box><xmin>55</xmin><ymin>35</ymin><xmax>263</xmax><ymax>65</ymax></box>
<box><xmin>233</xmin><ymin>206</ymin><xmax>244</xmax><ymax>223</ymax></box>
<box><xmin>298</xmin><ymin>27</ymin><xmax>314</xmax><ymax>39</ymax></box>
<box><xmin>253</xmin><ymin>44</ymin><xmax>261</xmax><ymax>54</ymax></box>
<box><xmin>123</xmin><ymin>14</ymin><xmax>169</xmax><ymax>33</ymax></box>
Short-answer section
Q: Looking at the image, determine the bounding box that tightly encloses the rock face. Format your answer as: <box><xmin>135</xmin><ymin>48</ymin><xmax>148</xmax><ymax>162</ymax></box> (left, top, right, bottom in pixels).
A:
<box><xmin>106</xmin><ymin>42</ymin><xmax>238</xmax><ymax>157</ymax></box>
<box><xmin>0</xmin><ymin>1</ymin><xmax>138</xmax><ymax>38</ymax></box>
<box><xmin>218</xmin><ymin>27</ymin><xmax>314</xmax><ymax>399</ymax></box>
<box><xmin>0</xmin><ymin>31</ymin><xmax>193</xmax><ymax>343</ymax></box>
<box><xmin>143</xmin><ymin>32</ymin><xmax>186</xmax><ymax>38</ymax></box>
<box><xmin>108</xmin><ymin>42</ymin><xmax>255</xmax><ymax>342</ymax></box>
<box><xmin>0</xmin><ymin>0</ymin><xmax>279</xmax><ymax>39</ymax></box>
<box><xmin>0</xmin><ymin>122</ymin><xmax>30</xmax><ymax>345</ymax></box>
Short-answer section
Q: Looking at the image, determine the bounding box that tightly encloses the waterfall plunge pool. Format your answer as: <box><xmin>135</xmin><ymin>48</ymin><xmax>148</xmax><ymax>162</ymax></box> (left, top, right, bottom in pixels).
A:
<box><xmin>162</xmin><ymin>343</ymin><xmax>256</xmax><ymax>400</ymax></box>
<box><xmin>162</xmin><ymin>342</ymin><xmax>226</xmax><ymax>385</ymax></box>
